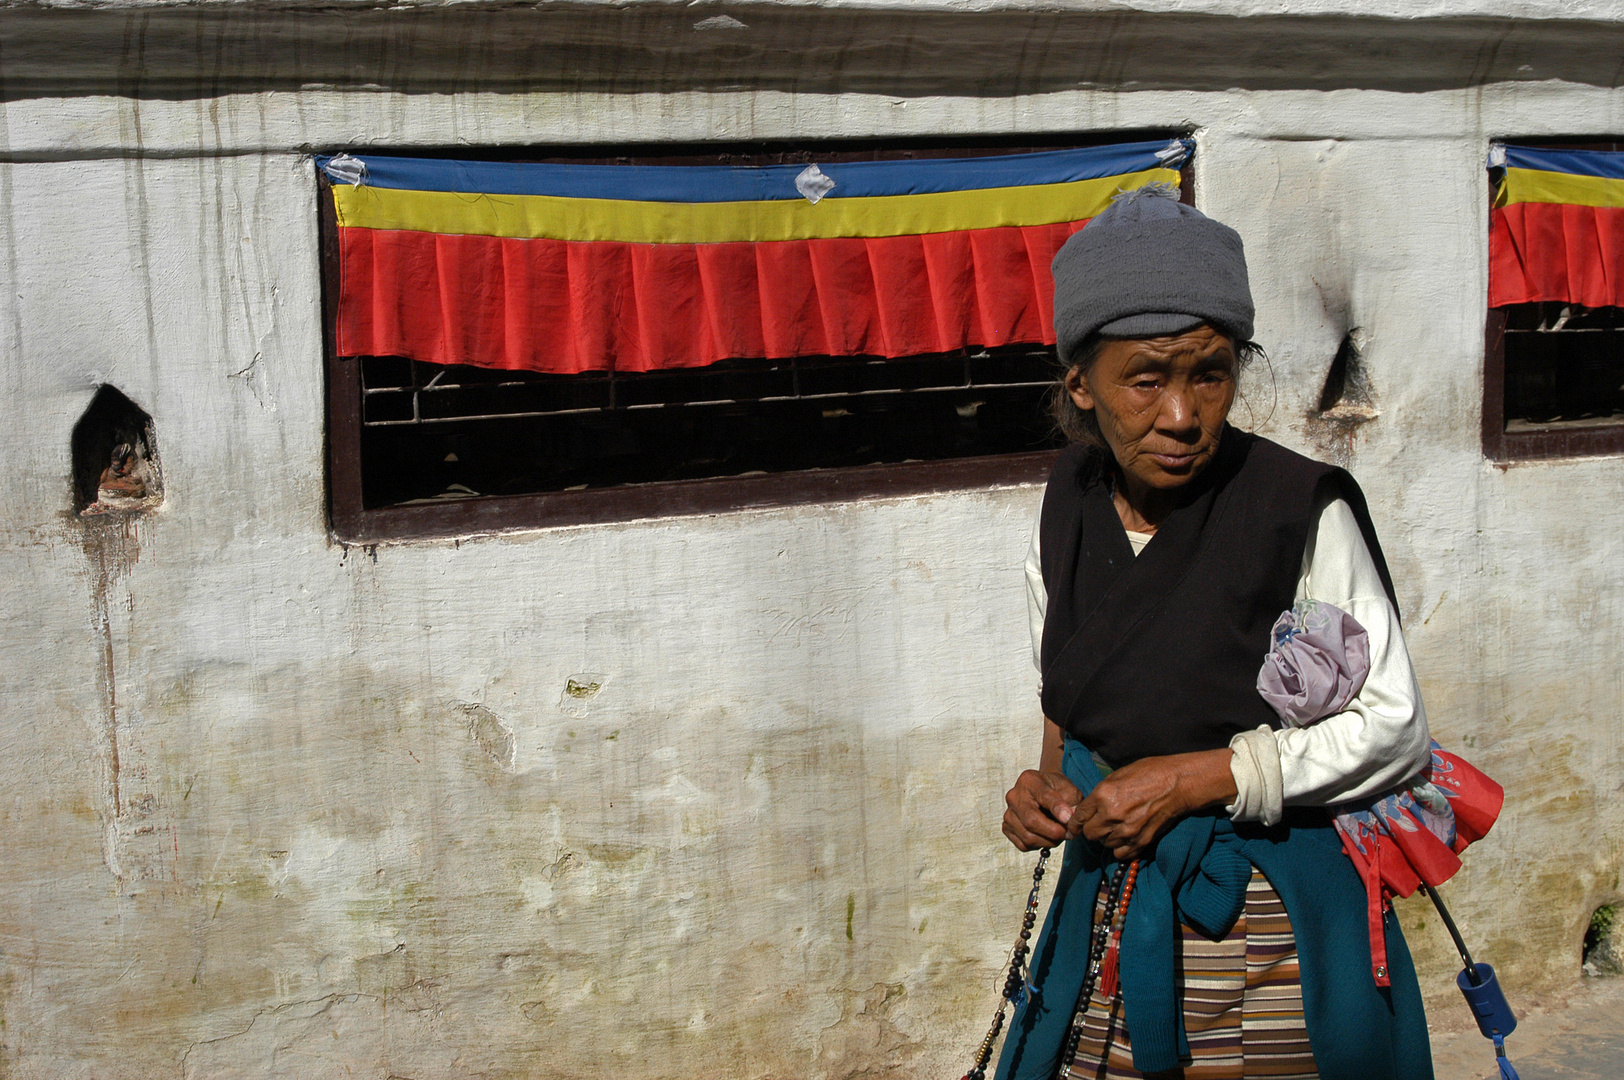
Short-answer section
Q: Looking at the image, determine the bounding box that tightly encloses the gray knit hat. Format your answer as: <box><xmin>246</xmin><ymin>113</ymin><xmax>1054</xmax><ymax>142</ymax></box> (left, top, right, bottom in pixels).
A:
<box><xmin>1051</xmin><ymin>184</ymin><xmax>1254</xmax><ymax>366</ymax></box>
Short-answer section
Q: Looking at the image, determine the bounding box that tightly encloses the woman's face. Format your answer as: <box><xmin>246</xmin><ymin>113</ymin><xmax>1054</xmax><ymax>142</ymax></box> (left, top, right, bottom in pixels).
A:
<box><xmin>1065</xmin><ymin>324</ymin><xmax>1239</xmax><ymax>492</ymax></box>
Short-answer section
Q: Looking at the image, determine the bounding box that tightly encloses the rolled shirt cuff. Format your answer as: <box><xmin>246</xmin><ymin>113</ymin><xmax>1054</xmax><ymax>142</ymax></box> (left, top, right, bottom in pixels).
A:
<box><xmin>1227</xmin><ymin>725</ymin><xmax>1284</xmax><ymax>826</ymax></box>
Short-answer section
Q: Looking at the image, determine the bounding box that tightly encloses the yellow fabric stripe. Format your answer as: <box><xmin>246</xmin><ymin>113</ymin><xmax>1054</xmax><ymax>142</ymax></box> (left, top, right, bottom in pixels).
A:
<box><xmin>1496</xmin><ymin>167</ymin><xmax>1624</xmax><ymax>210</ymax></box>
<box><xmin>332</xmin><ymin>168</ymin><xmax>1179</xmax><ymax>243</ymax></box>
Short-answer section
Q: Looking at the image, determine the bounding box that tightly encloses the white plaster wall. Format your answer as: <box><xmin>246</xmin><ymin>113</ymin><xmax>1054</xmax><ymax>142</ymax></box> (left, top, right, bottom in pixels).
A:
<box><xmin>1</xmin><ymin>33</ymin><xmax>1623</xmax><ymax>1080</ymax></box>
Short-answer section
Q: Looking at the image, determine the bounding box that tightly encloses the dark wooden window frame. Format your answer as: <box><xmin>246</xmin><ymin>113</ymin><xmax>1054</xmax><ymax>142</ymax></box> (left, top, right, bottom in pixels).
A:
<box><xmin>1484</xmin><ymin>138</ymin><xmax>1624</xmax><ymax>462</ymax></box>
<box><xmin>323</xmin><ymin>134</ymin><xmax>1192</xmax><ymax>542</ymax></box>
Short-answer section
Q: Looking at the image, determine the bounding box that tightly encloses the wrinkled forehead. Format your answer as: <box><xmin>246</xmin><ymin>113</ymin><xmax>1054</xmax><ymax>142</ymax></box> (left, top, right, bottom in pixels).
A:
<box><xmin>1089</xmin><ymin>324</ymin><xmax>1237</xmax><ymax>369</ymax></box>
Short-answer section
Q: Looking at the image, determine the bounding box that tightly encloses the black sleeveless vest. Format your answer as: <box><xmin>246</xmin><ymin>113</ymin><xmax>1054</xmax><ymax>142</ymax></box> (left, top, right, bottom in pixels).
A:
<box><xmin>1038</xmin><ymin>427</ymin><xmax>1397</xmax><ymax>768</ymax></box>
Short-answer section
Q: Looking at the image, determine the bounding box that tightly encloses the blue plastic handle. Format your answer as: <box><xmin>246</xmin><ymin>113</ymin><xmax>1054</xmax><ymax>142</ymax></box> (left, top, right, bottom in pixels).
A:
<box><xmin>1457</xmin><ymin>963</ymin><xmax>1517</xmax><ymax>1039</ymax></box>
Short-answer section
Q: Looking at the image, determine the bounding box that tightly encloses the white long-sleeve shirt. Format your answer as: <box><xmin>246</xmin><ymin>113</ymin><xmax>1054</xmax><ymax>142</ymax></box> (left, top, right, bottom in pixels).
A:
<box><xmin>1024</xmin><ymin>489</ymin><xmax>1432</xmax><ymax>819</ymax></box>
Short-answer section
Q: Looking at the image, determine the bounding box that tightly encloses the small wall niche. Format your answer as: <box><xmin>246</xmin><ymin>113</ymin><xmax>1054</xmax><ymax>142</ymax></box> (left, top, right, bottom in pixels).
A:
<box><xmin>1315</xmin><ymin>329</ymin><xmax>1380</xmax><ymax>422</ymax></box>
<box><xmin>1584</xmin><ymin>903</ymin><xmax>1621</xmax><ymax>976</ymax></box>
<box><xmin>72</xmin><ymin>386</ymin><xmax>163</xmax><ymax>516</ymax></box>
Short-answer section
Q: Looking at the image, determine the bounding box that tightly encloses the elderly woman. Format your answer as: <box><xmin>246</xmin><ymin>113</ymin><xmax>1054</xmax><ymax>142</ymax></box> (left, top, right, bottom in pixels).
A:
<box><xmin>994</xmin><ymin>188</ymin><xmax>1434</xmax><ymax>1080</ymax></box>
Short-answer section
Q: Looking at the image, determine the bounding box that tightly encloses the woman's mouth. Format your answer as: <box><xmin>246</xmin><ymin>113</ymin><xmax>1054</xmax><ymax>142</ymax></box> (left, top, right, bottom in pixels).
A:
<box><xmin>1148</xmin><ymin>451</ymin><xmax>1200</xmax><ymax>468</ymax></box>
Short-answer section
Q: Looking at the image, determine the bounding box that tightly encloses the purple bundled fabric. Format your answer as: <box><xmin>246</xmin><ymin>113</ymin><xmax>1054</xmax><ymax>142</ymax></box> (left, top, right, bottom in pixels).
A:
<box><xmin>1256</xmin><ymin>600</ymin><xmax>1371</xmax><ymax>727</ymax></box>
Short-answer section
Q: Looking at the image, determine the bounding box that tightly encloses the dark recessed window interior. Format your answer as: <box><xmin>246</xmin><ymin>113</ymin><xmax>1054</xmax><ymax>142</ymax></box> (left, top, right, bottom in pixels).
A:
<box><xmin>356</xmin><ymin>347</ymin><xmax>1061</xmax><ymax>507</ymax></box>
<box><xmin>1501</xmin><ymin>302</ymin><xmax>1624</xmax><ymax>431</ymax></box>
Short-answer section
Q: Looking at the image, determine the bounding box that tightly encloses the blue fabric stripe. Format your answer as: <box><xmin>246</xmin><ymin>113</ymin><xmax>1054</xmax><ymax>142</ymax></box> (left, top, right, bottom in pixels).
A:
<box><xmin>316</xmin><ymin>140</ymin><xmax>1188</xmax><ymax>202</ymax></box>
<box><xmin>1499</xmin><ymin>144</ymin><xmax>1624</xmax><ymax>181</ymax></box>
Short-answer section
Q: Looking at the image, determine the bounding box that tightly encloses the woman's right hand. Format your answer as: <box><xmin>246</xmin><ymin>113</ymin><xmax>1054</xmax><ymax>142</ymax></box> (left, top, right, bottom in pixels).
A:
<box><xmin>1002</xmin><ymin>770</ymin><xmax>1084</xmax><ymax>851</ymax></box>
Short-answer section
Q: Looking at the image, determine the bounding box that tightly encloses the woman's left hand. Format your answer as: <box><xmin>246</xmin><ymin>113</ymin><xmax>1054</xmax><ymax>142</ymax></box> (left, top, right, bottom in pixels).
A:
<box><xmin>1069</xmin><ymin>748</ymin><xmax>1238</xmax><ymax>860</ymax></box>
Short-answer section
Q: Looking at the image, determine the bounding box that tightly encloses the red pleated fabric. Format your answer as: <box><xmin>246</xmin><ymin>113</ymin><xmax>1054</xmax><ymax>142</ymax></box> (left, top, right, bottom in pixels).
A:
<box><xmin>334</xmin><ymin>220</ymin><xmax>1090</xmax><ymax>373</ymax></box>
<box><xmin>1490</xmin><ymin>201</ymin><xmax>1624</xmax><ymax>309</ymax></box>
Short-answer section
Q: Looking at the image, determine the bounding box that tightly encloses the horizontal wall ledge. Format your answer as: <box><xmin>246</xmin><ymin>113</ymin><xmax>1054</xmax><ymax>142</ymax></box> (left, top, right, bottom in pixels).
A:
<box><xmin>5</xmin><ymin>7</ymin><xmax>1624</xmax><ymax>100</ymax></box>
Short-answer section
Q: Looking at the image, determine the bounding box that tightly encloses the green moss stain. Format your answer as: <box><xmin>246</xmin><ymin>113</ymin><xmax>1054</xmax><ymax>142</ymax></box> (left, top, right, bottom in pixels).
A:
<box><xmin>846</xmin><ymin>892</ymin><xmax>855</xmax><ymax>941</ymax></box>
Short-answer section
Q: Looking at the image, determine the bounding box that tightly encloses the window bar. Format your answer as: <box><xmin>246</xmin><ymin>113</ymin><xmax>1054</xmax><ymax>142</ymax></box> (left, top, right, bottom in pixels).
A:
<box><xmin>356</xmin><ymin>345</ymin><xmax>1061</xmax><ymax>427</ymax></box>
<box><xmin>363</xmin><ymin>373</ymin><xmax>581</xmax><ymax>393</ymax></box>
<box><xmin>358</xmin><ymin>378</ymin><xmax>1057</xmax><ymax>426</ymax></box>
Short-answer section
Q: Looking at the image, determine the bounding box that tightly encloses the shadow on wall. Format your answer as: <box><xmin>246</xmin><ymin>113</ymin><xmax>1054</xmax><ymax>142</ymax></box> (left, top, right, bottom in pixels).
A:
<box><xmin>71</xmin><ymin>385</ymin><xmax>162</xmax><ymax>516</ymax></box>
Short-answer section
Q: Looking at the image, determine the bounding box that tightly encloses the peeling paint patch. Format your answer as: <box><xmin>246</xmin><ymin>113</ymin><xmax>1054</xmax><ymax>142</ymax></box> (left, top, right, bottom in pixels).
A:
<box><xmin>559</xmin><ymin>673</ymin><xmax>609</xmax><ymax>717</ymax></box>
<box><xmin>693</xmin><ymin>14</ymin><xmax>747</xmax><ymax>31</ymax></box>
<box><xmin>817</xmin><ymin>981</ymin><xmax>921</xmax><ymax>1079</ymax></box>
<box><xmin>459</xmin><ymin>703</ymin><xmax>515</xmax><ymax>772</ymax></box>
<box><xmin>563</xmin><ymin>675</ymin><xmax>604</xmax><ymax>700</ymax></box>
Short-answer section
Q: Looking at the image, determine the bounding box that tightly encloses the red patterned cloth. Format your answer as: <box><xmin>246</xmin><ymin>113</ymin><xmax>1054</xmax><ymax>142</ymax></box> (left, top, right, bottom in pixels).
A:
<box><xmin>1332</xmin><ymin>744</ymin><xmax>1503</xmax><ymax>985</ymax></box>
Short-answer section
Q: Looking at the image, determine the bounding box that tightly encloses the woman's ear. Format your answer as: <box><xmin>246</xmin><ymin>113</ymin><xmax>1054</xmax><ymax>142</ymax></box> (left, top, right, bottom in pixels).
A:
<box><xmin>1064</xmin><ymin>365</ymin><xmax>1096</xmax><ymax>412</ymax></box>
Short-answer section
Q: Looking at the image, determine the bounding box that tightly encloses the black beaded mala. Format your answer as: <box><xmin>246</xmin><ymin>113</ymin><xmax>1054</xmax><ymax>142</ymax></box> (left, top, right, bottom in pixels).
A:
<box><xmin>960</xmin><ymin>848</ymin><xmax>1050</xmax><ymax>1080</ymax></box>
<box><xmin>960</xmin><ymin>855</ymin><xmax>1136</xmax><ymax>1080</ymax></box>
<box><xmin>1056</xmin><ymin>859</ymin><xmax>1137</xmax><ymax>1072</ymax></box>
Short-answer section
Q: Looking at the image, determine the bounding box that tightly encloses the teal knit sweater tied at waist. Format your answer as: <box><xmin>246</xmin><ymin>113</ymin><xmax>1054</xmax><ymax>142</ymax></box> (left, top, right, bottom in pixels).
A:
<box><xmin>993</xmin><ymin>738</ymin><xmax>1432</xmax><ymax>1080</ymax></box>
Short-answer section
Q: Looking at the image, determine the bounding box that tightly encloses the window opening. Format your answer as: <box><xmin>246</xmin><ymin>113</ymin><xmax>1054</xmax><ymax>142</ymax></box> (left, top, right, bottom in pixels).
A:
<box><xmin>324</xmin><ymin>134</ymin><xmax>1194</xmax><ymax>538</ymax></box>
<box><xmin>1486</xmin><ymin>140</ymin><xmax>1624</xmax><ymax>459</ymax></box>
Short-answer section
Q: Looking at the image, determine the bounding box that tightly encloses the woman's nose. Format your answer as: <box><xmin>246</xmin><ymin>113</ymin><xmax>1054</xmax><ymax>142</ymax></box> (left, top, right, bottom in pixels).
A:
<box><xmin>1158</xmin><ymin>387</ymin><xmax>1201</xmax><ymax>432</ymax></box>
